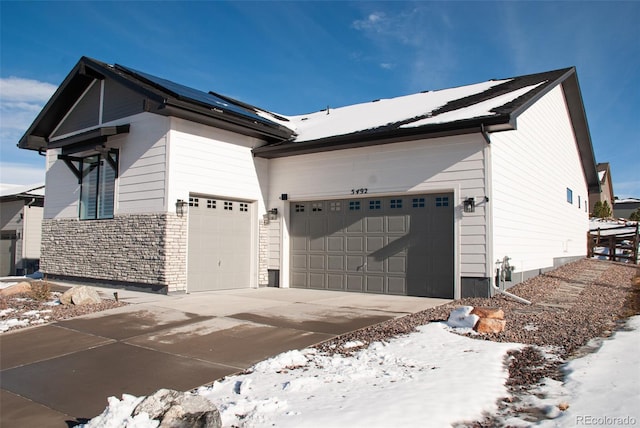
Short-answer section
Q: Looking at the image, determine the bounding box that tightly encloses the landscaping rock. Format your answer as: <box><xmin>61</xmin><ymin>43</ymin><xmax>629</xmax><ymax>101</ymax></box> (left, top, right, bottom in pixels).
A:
<box><xmin>160</xmin><ymin>394</ymin><xmax>221</xmax><ymax>428</ymax></box>
<box><xmin>0</xmin><ymin>281</ymin><xmax>32</xmax><ymax>297</ymax></box>
<box><xmin>134</xmin><ymin>389</ymin><xmax>182</xmax><ymax>420</ymax></box>
<box><xmin>471</xmin><ymin>307</ymin><xmax>505</xmax><ymax>320</ymax></box>
<box><xmin>60</xmin><ymin>286</ymin><xmax>101</xmax><ymax>305</ymax></box>
<box><xmin>475</xmin><ymin>317</ymin><xmax>506</xmax><ymax>333</ymax></box>
<box><xmin>133</xmin><ymin>388</ymin><xmax>221</xmax><ymax>428</ymax></box>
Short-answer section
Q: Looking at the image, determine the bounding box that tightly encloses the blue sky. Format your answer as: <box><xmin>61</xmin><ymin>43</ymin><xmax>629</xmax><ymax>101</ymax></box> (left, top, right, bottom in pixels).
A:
<box><xmin>1</xmin><ymin>1</ymin><xmax>638</xmax><ymax>197</ymax></box>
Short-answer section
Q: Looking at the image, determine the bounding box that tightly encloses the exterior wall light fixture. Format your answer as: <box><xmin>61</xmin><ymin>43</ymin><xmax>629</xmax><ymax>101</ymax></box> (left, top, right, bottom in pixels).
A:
<box><xmin>176</xmin><ymin>199</ymin><xmax>188</xmax><ymax>217</ymax></box>
<box><xmin>263</xmin><ymin>208</ymin><xmax>278</xmax><ymax>224</ymax></box>
<box><xmin>463</xmin><ymin>197</ymin><xmax>476</xmax><ymax>213</ymax></box>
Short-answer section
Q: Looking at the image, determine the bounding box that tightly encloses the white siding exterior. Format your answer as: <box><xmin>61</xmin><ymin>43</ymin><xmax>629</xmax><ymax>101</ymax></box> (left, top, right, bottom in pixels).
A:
<box><xmin>490</xmin><ymin>85</ymin><xmax>589</xmax><ymax>274</ymax></box>
<box><xmin>22</xmin><ymin>205</ymin><xmax>43</xmax><ymax>259</ymax></box>
<box><xmin>44</xmin><ymin>148</ymin><xmax>80</xmax><ymax>219</ymax></box>
<box><xmin>116</xmin><ymin>113</ymin><xmax>170</xmax><ymax>214</ymax></box>
<box><xmin>167</xmin><ymin>117</ymin><xmax>269</xmax><ymax>213</ymax></box>
<box><xmin>167</xmin><ymin>117</ymin><xmax>272</xmax><ymax>288</ymax></box>
<box><xmin>268</xmin><ymin>134</ymin><xmax>490</xmax><ymax>295</ymax></box>
<box><xmin>44</xmin><ymin>112</ymin><xmax>170</xmax><ymax>219</ymax></box>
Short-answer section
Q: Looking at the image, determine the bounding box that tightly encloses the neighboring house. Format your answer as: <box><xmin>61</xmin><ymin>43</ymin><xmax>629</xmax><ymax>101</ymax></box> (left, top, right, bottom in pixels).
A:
<box><xmin>614</xmin><ymin>198</ymin><xmax>640</xmax><ymax>220</ymax></box>
<box><xmin>588</xmin><ymin>162</ymin><xmax>614</xmax><ymax>215</ymax></box>
<box><xmin>0</xmin><ymin>184</ymin><xmax>44</xmax><ymax>276</ymax></box>
<box><xmin>18</xmin><ymin>57</ymin><xmax>599</xmax><ymax>297</ymax></box>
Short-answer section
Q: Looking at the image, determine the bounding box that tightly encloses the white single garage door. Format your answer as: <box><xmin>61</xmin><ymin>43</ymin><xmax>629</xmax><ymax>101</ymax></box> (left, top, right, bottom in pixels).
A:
<box><xmin>187</xmin><ymin>195</ymin><xmax>253</xmax><ymax>292</ymax></box>
<box><xmin>290</xmin><ymin>193</ymin><xmax>454</xmax><ymax>298</ymax></box>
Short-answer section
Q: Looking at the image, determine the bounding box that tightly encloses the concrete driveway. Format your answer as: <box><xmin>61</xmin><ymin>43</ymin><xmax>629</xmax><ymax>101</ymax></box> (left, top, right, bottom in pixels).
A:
<box><xmin>0</xmin><ymin>285</ymin><xmax>449</xmax><ymax>427</ymax></box>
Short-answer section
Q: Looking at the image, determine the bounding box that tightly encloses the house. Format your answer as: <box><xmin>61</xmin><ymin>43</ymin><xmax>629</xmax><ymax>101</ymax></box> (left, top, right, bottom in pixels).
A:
<box><xmin>614</xmin><ymin>198</ymin><xmax>640</xmax><ymax>220</ymax></box>
<box><xmin>588</xmin><ymin>162</ymin><xmax>614</xmax><ymax>215</ymax></box>
<box><xmin>0</xmin><ymin>184</ymin><xmax>44</xmax><ymax>276</ymax></box>
<box><xmin>18</xmin><ymin>57</ymin><xmax>599</xmax><ymax>297</ymax></box>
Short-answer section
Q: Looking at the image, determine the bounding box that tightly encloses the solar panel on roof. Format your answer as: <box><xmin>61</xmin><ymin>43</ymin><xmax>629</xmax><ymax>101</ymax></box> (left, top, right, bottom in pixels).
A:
<box><xmin>115</xmin><ymin>64</ymin><xmax>276</xmax><ymax>126</ymax></box>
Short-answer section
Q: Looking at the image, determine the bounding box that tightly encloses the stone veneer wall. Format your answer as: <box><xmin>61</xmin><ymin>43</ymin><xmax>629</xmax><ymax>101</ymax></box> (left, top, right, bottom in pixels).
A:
<box><xmin>258</xmin><ymin>218</ymin><xmax>269</xmax><ymax>286</ymax></box>
<box><xmin>41</xmin><ymin>213</ymin><xmax>187</xmax><ymax>292</ymax></box>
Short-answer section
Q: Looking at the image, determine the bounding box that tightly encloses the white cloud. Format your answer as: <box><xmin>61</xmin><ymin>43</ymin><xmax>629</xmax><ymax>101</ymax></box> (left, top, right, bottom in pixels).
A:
<box><xmin>0</xmin><ymin>76</ymin><xmax>57</xmax><ymax>145</ymax></box>
<box><xmin>0</xmin><ymin>162</ymin><xmax>46</xmax><ymax>186</ymax></box>
<box><xmin>350</xmin><ymin>6</ymin><xmax>458</xmax><ymax>90</ymax></box>
<box><xmin>0</xmin><ymin>77</ymin><xmax>57</xmax><ymax>103</ymax></box>
<box><xmin>352</xmin><ymin>12</ymin><xmax>387</xmax><ymax>31</ymax></box>
<box><xmin>0</xmin><ymin>77</ymin><xmax>57</xmax><ymax>131</ymax></box>
<box><xmin>0</xmin><ymin>77</ymin><xmax>55</xmax><ymax>186</ymax></box>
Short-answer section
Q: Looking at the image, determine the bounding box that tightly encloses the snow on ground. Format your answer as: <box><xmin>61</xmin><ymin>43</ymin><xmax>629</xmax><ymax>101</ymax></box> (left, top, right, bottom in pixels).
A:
<box><xmin>589</xmin><ymin>218</ymin><xmax>639</xmax><ymax>262</ymax></box>
<box><xmin>84</xmin><ymin>322</ymin><xmax>521</xmax><ymax>427</ymax></box>
<box><xmin>0</xmin><ymin>302</ymin><xmax>57</xmax><ymax>332</ymax></box>
<box><xmin>84</xmin><ymin>316</ymin><xmax>640</xmax><ymax>428</ymax></box>
<box><xmin>503</xmin><ymin>316</ymin><xmax>640</xmax><ymax>427</ymax></box>
<box><xmin>0</xmin><ymin>277</ymin><xmax>60</xmax><ymax>332</ymax></box>
<box><xmin>198</xmin><ymin>322</ymin><xmax>518</xmax><ymax>428</ymax></box>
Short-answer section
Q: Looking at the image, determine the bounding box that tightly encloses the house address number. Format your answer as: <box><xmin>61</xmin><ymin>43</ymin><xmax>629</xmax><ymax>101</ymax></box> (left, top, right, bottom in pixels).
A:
<box><xmin>351</xmin><ymin>188</ymin><xmax>368</xmax><ymax>195</ymax></box>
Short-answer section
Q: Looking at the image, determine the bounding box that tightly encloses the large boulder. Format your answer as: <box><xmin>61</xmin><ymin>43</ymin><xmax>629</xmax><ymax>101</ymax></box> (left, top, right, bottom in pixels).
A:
<box><xmin>133</xmin><ymin>389</ymin><xmax>182</xmax><ymax>420</ymax></box>
<box><xmin>0</xmin><ymin>281</ymin><xmax>32</xmax><ymax>297</ymax></box>
<box><xmin>447</xmin><ymin>306</ymin><xmax>507</xmax><ymax>333</ymax></box>
<box><xmin>133</xmin><ymin>389</ymin><xmax>221</xmax><ymax>428</ymax></box>
<box><xmin>470</xmin><ymin>307</ymin><xmax>505</xmax><ymax>320</ymax></box>
<box><xmin>60</xmin><ymin>286</ymin><xmax>102</xmax><ymax>305</ymax></box>
<box><xmin>475</xmin><ymin>317</ymin><xmax>506</xmax><ymax>334</ymax></box>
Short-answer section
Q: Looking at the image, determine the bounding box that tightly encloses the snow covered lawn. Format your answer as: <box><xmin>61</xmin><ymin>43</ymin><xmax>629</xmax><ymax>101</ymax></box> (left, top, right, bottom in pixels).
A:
<box><xmin>532</xmin><ymin>316</ymin><xmax>640</xmax><ymax>428</ymax></box>
<box><xmin>84</xmin><ymin>316</ymin><xmax>640</xmax><ymax>428</ymax></box>
<box><xmin>85</xmin><ymin>322</ymin><xmax>522</xmax><ymax>427</ymax></box>
<box><xmin>199</xmin><ymin>322</ymin><xmax>519</xmax><ymax>427</ymax></box>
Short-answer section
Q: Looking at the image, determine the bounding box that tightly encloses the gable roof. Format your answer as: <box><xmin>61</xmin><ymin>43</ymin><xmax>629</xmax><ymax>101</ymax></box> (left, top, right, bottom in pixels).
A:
<box><xmin>253</xmin><ymin>67</ymin><xmax>599</xmax><ymax>192</ymax></box>
<box><xmin>18</xmin><ymin>57</ymin><xmax>295</xmax><ymax>152</ymax></box>
<box><xmin>17</xmin><ymin>58</ymin><xmax>599</xmax><ymax>192</ymax></box>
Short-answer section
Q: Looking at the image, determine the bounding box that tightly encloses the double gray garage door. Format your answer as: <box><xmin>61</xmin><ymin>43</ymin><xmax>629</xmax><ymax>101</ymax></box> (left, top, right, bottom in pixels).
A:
<box><xmin>290</xmin><ymin>193</ymin><xmax>454</xmax><ymax>298</ymax></box>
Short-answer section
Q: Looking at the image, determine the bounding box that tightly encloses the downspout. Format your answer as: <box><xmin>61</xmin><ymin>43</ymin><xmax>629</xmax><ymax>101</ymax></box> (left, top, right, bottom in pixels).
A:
<box><xmin>481</xmin><ymin>125</ymin><xmax>531</xmax><ymax>305</ymax></box>
<box><xmin>493</xmin><ymin>263</ymin><xmax>531</xmax><ymax>304</ymax></box>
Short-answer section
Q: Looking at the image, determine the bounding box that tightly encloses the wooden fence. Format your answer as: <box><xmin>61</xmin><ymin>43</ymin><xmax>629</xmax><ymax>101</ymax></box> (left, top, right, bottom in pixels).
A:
<box><xmin>588</xmin><ymin>223</ymin><xmax>639</xmax><ymax>264</ymax></box>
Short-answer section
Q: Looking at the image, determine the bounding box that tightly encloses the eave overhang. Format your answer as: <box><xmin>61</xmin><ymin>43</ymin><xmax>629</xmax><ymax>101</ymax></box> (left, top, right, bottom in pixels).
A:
<box><xmin>48</xmin><ymin>125</ymin><xmax>130</xmax><ymax>155</ymax></box>
<box><xmin>252</xmin><ymin>115</ymin><xmax>515</xmax><ymax>159</ymax></box>
<box><xmin>559</xmin><ymin>71</ymin><xmax>600</xmax><ymax>193</ymax></box>
<box><xmin>254</xmin><ymin>67</ymin><xmax>601</xmax><ymax>197</ymax></box>
<box><xmin>18</xmin><ymin>57</ymin><xmax>295</xmax><ymax>152</ymax></box>
<box><xmin>159</xmin><ymin>101</ymin><xmax>293</xmax><ymax>142</ymax></box>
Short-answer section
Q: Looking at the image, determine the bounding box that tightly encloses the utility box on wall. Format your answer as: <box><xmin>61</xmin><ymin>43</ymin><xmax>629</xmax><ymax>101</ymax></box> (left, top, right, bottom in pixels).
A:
<box><xmin>461</xmin><ymin>277</ymin><xmax>490</xmax><ymax>298</ymax></box>
<box><xmin>268</xmin><ymin>269</ymin><xmax>280</xmax><ymax>287</ymax></box>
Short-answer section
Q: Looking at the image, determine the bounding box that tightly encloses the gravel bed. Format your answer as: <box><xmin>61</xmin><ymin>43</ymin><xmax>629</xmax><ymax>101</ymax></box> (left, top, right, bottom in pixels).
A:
<box><xmin>0</xmin><ymin>288</ymin><xmax>126</xmax><ymax>333</ymax></box>
<box><xmin>314</xmin><ymin>259</ymin><xmax>639</xmax><ymax>426</ymax></box>
<box><xmin>316</xmin><ymin>259</ymin><xmax>638</xmax><ymax>358</ymax></box>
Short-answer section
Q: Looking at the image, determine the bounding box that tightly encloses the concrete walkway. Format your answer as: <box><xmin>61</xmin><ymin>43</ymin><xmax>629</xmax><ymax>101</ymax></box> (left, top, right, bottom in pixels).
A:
<box><xmin>0</xmin><ymin>285</ymin><xmax>448</xmax><ymax>427</ymax></box>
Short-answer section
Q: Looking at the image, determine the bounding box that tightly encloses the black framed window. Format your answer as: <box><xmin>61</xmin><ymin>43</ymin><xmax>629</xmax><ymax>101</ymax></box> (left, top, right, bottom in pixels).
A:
<box><xmin>79</xmin><ymin>152</ymin><xmax>118</xmax><ymax>220</ymax></box>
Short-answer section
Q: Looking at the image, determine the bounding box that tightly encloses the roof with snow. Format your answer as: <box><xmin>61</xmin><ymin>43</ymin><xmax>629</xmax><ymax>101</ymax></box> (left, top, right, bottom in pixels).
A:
<box><xmin>0</xmin><ymin>183</ymin><xmax>45</xmax><ymax>199</ymax></box>
<box><xmin>615</xmin><ymin>198</ymin><xmax>640</xmax><ymax>205</ymax></box>
<box><xmin>254</xmin><ymin>67</ymin><xmax>588</xmax><ymax>157</ymax></box>
<box><xmin>17</xmin><ymin>58</ymin><xmax>598</xmax><ymax>190</ymax></box>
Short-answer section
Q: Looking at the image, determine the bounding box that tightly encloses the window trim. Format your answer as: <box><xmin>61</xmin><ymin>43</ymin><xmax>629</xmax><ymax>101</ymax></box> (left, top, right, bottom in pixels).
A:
<box><xmin>78</xmin><ymin>151</ymin><xmax>119</xmax><ymax>220</ymax></box>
